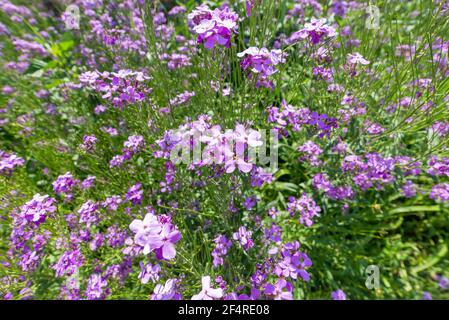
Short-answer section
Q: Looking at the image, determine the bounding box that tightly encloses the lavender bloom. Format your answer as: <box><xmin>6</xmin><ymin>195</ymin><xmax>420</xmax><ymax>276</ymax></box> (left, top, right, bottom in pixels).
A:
<box><xmin>237</xmin><ymin>47</ymin><xmax>287</xmax><ymax>89</ymax></box>
<box><xmin>298</xmin><ymin>140</ymin><xmax>322</xmax><ymax>166</ymax></box>
<box><xmin>212</xmin><ymin>234</ymin><xmax>232</xmax><ymax>267</ymax></box>
<box><xmin>101</xmin><ymin>126</ymin><xmax>118</xmax><ymax>136</ymax></box>
<box><xmin>264</xmin><ymin>223</ymin><xmax>282</xmax><ymax>243</ymax></box>
<box><xmin>274</xmin><ymin>241</ymin><xmax>312</xmax><ymax>281</ymax></box>
<box><xmin>129</xmin><ymin>212</ymin><xmax>181</xmax><ymax>260</ymax></box>
<box><xmin>170</xmin><ymin>91</ymin><xmax>195</xmax><ymax>107</ymax></box>
<box><xmin>432</xmin><ymin>121</ymin><xmax>449</xmax><ymax>137</ymax></box>
<box><xmin>430</xmin><ymin>183</ymin><xmax>449</xmax><ymax>203</ymax></box>
<box><xmin>81</xmin><ymin>135</ymin><xmax>97</xmax><ymax>152</ymax></box>
<box><xmin>287</xmin><ymin>194</ymin><xmax>321</xmax><ymax>227</ymax></box>
<box><xmin>188</xmin><ymin>5</ymin><xmax>238</xmax><ymax>49</ymax></box>
<box><xmin>331</xmin><ymin>289</ymin><xmax>347</xmax><ymax>300</ymax></box>
<box><xmin>293</xmin><ymin>18</ymin><xmax>337</xmax><ymax>45</ymax></box>
<box><xmin>422</xmin><ymin>292</ymin><xmax>432</xmax><ymax>300</ymax></box>
<box><xmin>243</xmin><ymin>196</ymin><xmax>258</xmax><ymax>210</ymax></box>
<box><xmin>151</xmin><ymin>279</ymin><xmax>182</xmax><ymax>300</ymax></box>
<box><xmin>106</xmin><ymin>225</ymin><xmax>127</xmax><ymax>247</ymax></box>
<box><xmin>85</xmin><ymin>274</ymin><xmax>109</xmax><ymax>300</ymax></box>
<box><xmin>89</xmin><ymin>233</ymin><xmax>105</xmax><ymax>251</ymax></box>
<box><xmin>233</xmin><ymin>226</ymin><xmax>254</xmax><ymax>250</ymax></box>
<box><xmin>138</xmin><ymin>262</ymin><xmax>161</xmax><ymax>284</ymax></box>
<box><xmin>401</xmin><ymin>181</ymin><xmax>417</xmax><ymax>198</ymax></box>
<box><xmin>264</xmin><ymin>279</ymin><xmax>294</xmax><ymax>300</ymax></box>
<box><xmin>167</xmin><ymin>53</ymin><xmax>191</xmax><ymax>70</ymax></box>
<box><xmin>123</xmin><ymin>135</ymin><xmax>145</xmax><ymax>154</ymax></box>
<box><xmin>125</xmin><ymin>183</ymin><xmax>144</xmax><ymax>206</ymax></box>
<box><xmin>78</xmin><ymin>200</ymin><xmax>99</xmax><ymax>227</ymax></box>
<box><xmin>438</xmin><ymin>276</ymin><xmax>449</xmax><ymax>290</ymax></box>
<box><xmin>103</xmin><ymin>195</ymin><xmax>123</xmax><ymax>211</ymax></box>
<box><xmin>20</xmin><ymin>194</ymin><xmax>56</xmax><ymax>225</ymax></box>
<box><xmin>52</xmin><ymin>249</ymin><xmax>84</xmax><ymax>277</ymax></box>
<box><xmin>52</xmin><ymin>172</ymin><xmax>78</xmax><ymax>196</ymax></box>
<box><xmin>427</xmin><ymin>156</ymin><xmax>449</xmax><ymax>177</ymax></box>
<box><xmin>79</xmin><ymin>70</ymin><xmax>151</xmax><ymax>109</ymax></box>
<box><xmin>94</xmin><ymin>104</ymin><xmax>107</xmax><ymax>114</ymax></box>
<box><xmin>81</xmin><ymin>176</ymin><xmax>96</xmax><ymax>190</ymax></box>
<box><xmin>168</xmin><ymin>6</ymin><xmax>186</xmax><ymax>16</ymax></box>
<box><xmin>0</xmin><ymin>150</ymin><xmax>24</xmax><ymax>175</ymax></box>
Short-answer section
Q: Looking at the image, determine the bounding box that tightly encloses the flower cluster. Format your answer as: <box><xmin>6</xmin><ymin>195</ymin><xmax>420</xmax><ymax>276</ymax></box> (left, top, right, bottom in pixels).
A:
<box><xmin>79</xmin><ymin>70</ymin><xmax>151</xmax><ymax>109</ymax></box>
<box><xmin>212</xmin><ymin>235</ymin><xmax>232</xmax><ymax>267</ymax></box>
<box><xmin>292</xmin><ymin>18</ymin><xmax>337</xmax><ymax>45</ymax></box>
<box><xmin>155</xmin><ymin>116</ymin><xmax>272</xmax><ymax>180</ymax></box>
<box><xmin>267</xmin><ymin>100</ymin><xmax>338</xmax><ymax>138</ymax></box>
<box><xmin>0</xmin><ymin>150</ymin><xmax>24</xmax><ymax>175</ymax></box>
<box><xmin>19</xmin><ymin>194</ymin><xmax>56</xmax><ymax>225</ymax></box>
<box><xmin>287</xmin><ymin>194</ymin><xmax>321</xmax><ymax>227</ymax></box>
<box><xmin>237</xmin><ymin>47</ymin><xmax>287</xmax><ymax>88</ymax></box>
<box><xmin>129</xmin><ymin>212</ymin><xmax>181</xmax><ymax>260</ymax></box>
<box><xmin>188</xmin><ymin>5</ymin><xmax>238</xmax><ymax>49</ymax></box>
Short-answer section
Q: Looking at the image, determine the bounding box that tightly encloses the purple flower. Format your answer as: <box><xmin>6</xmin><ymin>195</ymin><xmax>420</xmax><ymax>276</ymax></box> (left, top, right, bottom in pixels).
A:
<box><xmin>364</xmin><ymin>120</ymin><xmax>385</xmax><ymax>135</ymax></box>
<box><xmin>264</xmin><ymin>223</ymin><xmax>282</xmax><ymax>243</ymax></box>
<box><xmin>438</xmin><ymin>275</ymin><xmax>449</xmax><ymax>290</ymax></box>
<box><xmin>170</xmin><ymin>91</ymin><xmax>195</xmax><ymax>107</ymax></box>
<box><xmin>298</xmin><ymin>140</ymin><xmax>322</xmax><ymax>166</ymax></box>
<box><xmin>0</xmin><ymin>150</ymin><xmax>24</xmax><ymax>175</ymax></box>
<box><xmin>81</xmin><ymin>176</ymin><xmax>96</xmax><ymax>190</ymax></box>
<box><xmin>430</xmin><ymin>183</ymin><xmax>449</xmax><ymax>203</ymax></box>
<box><xmin>167</xmin><ymin>53</ymin><xmax>192</xmax><ymax>70</ymax></box>
<box><xmin>125</xmin><ymin>183</ymin><xmax>144</xmax><ymax>206</ymax></box>
<box><xmin>237</xmin><ymin>47</ymin><xmax>287</xmax><ymax>88</ymax></box>
<box><xmin>89</xmin><ymin>232</ymin><xmax>105</xmax><ymax>251</ymax></box>
<box><xmin>432</xmin><ymin>121</ymin><xmax>449</xmax><ymax>137</ymax></box>
<box><xmin>151</xmin><ymin>279</ymin><xmax>182</xmax><ymax>300</ymax></box>
<box><xmin>293</xmin><ymin>18</ymin><xmax>337</xmax><ymax>45</ymax></box>
<box><xmin>427</xmin><ymin>156</ymin><xmax>449</xmax><ymax>177</ymax></box>
<box><xmin>233</xmin><ymin>226</ymin><xmax>254</xmax><ymax>250</ymax></box>
<box><xmin>422</xmin><ymin>292</ymin><xmax>432</xmax><ymax>300</ymax></box>
<box><xmin>123</xmin><ymin>135</ymin><xmax>145</xmax><ymax>154</ymax></box>
<box><xmin>129</xmin><ymin>212</ymin><xmax>181</xmax><ymax>260</ymax></box>
<box><xmin>287</xmin><ymin>194</ymin><xmax>321</xmax><ymax>227</ymax></box>
<box><xmin>138</xmin><ymin>262</ymin><xmax>161</xmax><ymax>284</ymax></box>
<box><xmin>19</xmin><ymin>194</ymin><xmax>56</xmax><ymax>225</ymax></box>
<box><xmin>94</xmin><ymin>104</ymin><xmax>106</xmax><ymax>114</ymax></box>
<box><xmin>274</xmin><ymin>241</ymin><xmax>312</xmax><ymax>281</ymax></box>
<box><xmin>52</xmin><ymin>172</ymin><xmax>78</xmax><ymax>196</ymax></box>
<box><xmin>212</xmin><ymin>234</ymin><xmax>232</xmax><ymax>267</ymax></box>
<box><xmin>243</xmin><ymin>196</ymin><xmax>258</xmax><ymax>210</ymax></box>
<box><xmin>52</xmin><ymin>249</ymin><xmax>84</xmax><ymax>277</ymax></box>
<box><xmin>331</xmin><ymin>289</ymin><xmax>347</xmax><ymax>300</ymax></box>
<box><xmin>188</xmin><ymin>5</ymin><xmax>238</xmax><ymax>49</ymax></box>
<box><xmin>81</xmin><ymin>135</ymin><xmax>97</xmax><ymax>152</ymax></box>
<box><xmin>264</xmin><ymin>279</ymin><xmax>293</xmax><ymax>300</ymax></box>
<box><xmin>168</xmin><ymin>6</ymin><xmax>186</xmax><ymax>17</ymax></box>
<box><xmin>401</xmin><ymin>181</ymin><xmax>417</xmax><ymax>198</ymax></box>
<box><xmin>85</xmin><ymin>274</ymin><xmax>108</xmax><ymax>300</ymax></box>
<box><xmin>78</xmin><ymin>200</ymin><xmax>99</xmax><ymax>227</ymax></box>
<box><xmin>103</xmin><ymin>195</ymin><xmax>123</xmax><ymax>211</ymax></box>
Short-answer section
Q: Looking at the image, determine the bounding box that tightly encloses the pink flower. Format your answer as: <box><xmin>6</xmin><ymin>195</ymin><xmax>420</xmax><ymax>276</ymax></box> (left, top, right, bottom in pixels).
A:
<box><xmin>347</xmin><ymin>52</ymin><xmax>370</xmax><ymax>65</ymax></box>
<box><xmin>294</xmin><ymin>18</ymin><xmax>337</xmax><ymax>45</ymax></box>
<box><xmin>129</xmin><ymin>213</ymin><xmax>181</xmax><ymax>260</ymax></box>
<box><xmin>191</xmin><ymin>276</ymin><xmax>223</xmax><ymax>300</ymax></box>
